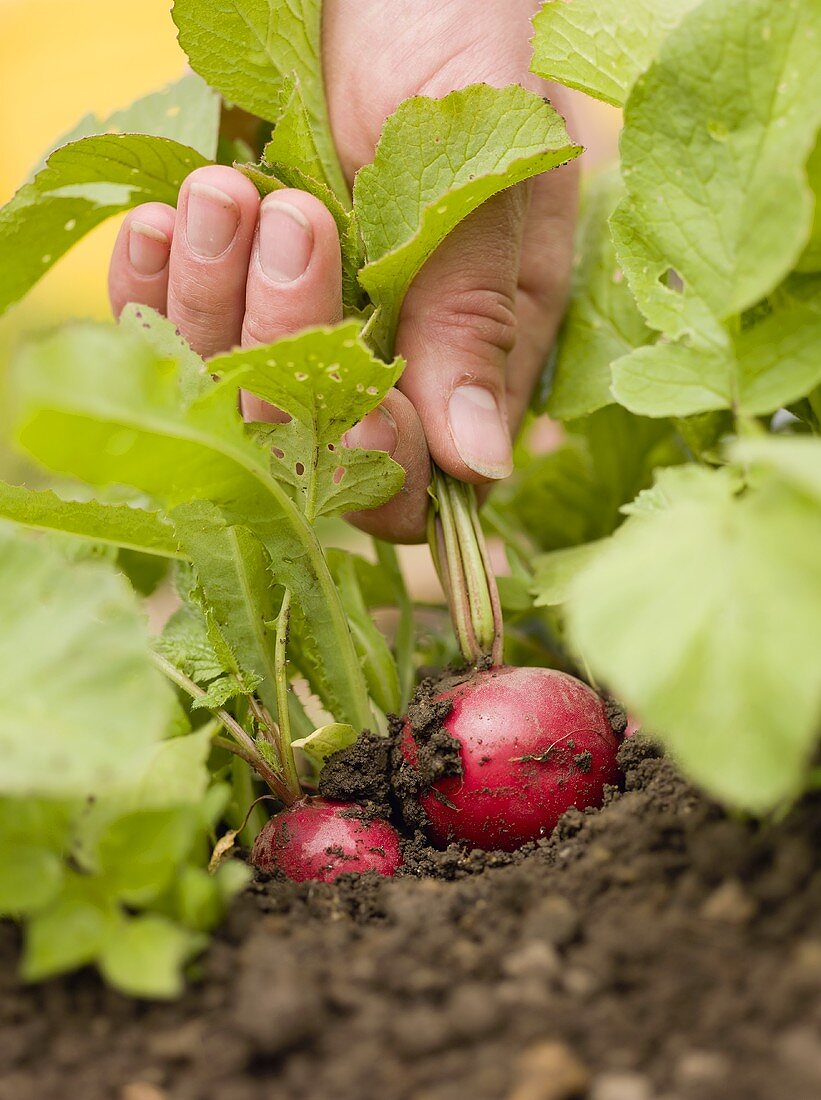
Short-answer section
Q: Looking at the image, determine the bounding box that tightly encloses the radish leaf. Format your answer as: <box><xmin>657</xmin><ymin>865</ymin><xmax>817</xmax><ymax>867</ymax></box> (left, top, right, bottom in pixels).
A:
<box><xmin>354</xmin><ymin>84</ymin><xmax>581</xmax><ymax>356</ymax></box>
<box><xmin>531</xmin><ymin>0</ymin><xmax>702</xmax><ymax>108</ymax></box>
<box><xmin>568</xmin><ymin>464</ymin><xmax>821</xmax><ymax>811</ymax></box>
<box><xmin>172</xmin><ymin>0</ymin><xmax>349</xmax><ymax>205</ymax></box>
<box><xmin>548</xmin><ymin>170</ymin><xmax>653</xmax><ymax>420</ymax></box>
<box><xmin>213</xmin><ymin>321</ymin><xmax>405</xmax><ymax>518</ymax></box>
<box><xmin>612</xmin><ymin>302</ymin><xmax>821</xmax><ymax>417</ymax></box>
<box><xmin>0</xmin><ymin>530</ymin><xmax>173</xmax><ymax>798</ymax></box>
<box><xmin>0</xmin><ymin>481</ymin><xmax>181</xmax><ymax>558</ymax></box>
<box><xmin>0</xmin><ymin>135</ymin><xmax>209</xmax><ymax>317</ymax></box>
<box><xmin>615</xmin><ymin>0</ymin><xmax>821</xmax><ymax>335</ymax></box>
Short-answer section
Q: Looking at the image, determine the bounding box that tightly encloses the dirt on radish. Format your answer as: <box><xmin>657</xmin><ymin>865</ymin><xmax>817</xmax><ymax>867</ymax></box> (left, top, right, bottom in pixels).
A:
<box><xmin>396</xmin><ymin>666</ymin><xmax>622</xmax><ymax>851</ymax></box>
<box><xmin>251</xmin><ymin>798</ymin><xmax>403</xmax><ymax>882</ymax></box>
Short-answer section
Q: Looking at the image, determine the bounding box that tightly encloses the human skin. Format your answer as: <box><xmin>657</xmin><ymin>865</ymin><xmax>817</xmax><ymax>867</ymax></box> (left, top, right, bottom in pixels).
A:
<box><xmin>108</xmin><ymin>0</ymin><xmax>579</xmax><ymax>542</ymax></box>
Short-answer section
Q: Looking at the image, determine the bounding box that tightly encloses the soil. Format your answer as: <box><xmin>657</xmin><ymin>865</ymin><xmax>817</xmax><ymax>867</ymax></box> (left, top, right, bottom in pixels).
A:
<box><xmin>2</xmin><ymin>736</ymin><xmax>820</xmax><ymax>1100</ymax></box>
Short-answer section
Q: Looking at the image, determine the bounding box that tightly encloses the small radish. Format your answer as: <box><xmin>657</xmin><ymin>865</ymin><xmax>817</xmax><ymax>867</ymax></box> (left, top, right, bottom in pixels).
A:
<box><xmin>251</xmin><ymin>798</ymin><xmax>404</xmax><ymax>882</ymax></box>
<box><xmin>399</xmin><ymin>666</ymin><xmax>620</xmax><ymax>851</ymax></box>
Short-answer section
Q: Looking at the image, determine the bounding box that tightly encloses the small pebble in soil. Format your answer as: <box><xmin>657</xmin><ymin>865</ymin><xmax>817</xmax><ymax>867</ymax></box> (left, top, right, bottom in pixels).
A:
<box><xmin>507</xmin><ymin>1040</ymin><xmax>590</xmax><ymax>1100</ymax></box>
<box><xmin>699</xmin><ymin>878</ymin><xmax>757</xmax><ymax>924</ymax></box>
<box><xmin>120</xmin><ymin>1086</ymin><xmax>167</xmax><ymax>1100</ymax></box>
<box><xmin>674</xmin><ymin>1049</ymin><xmax>730</xmax><ymax>1088</ymax></box>
<box><xmin>590</xmin><ymin>1072</ymin><xmax>654</xmax><ymax>1100</ymax></box>
<box><xmin>521</xmin><ymin>894</ymin><xmax>580</xmax><ymax>947</ymax></box>
<box><xmin>501</xmin><ymin>940</ymin><xmax>561</xmax><ymax>981</ymax></box>
<box><xmin>776</xmin><ymin>1027</ymin><xmax>821</xmax><ymax>1087</ymax></box>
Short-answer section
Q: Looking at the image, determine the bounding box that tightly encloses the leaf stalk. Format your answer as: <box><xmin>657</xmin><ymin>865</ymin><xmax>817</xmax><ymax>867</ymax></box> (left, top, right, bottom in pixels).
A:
<box><xmin>427</xmin><ymin>466</ymin><xmax>504</xmax><ymax>666</ymax></box>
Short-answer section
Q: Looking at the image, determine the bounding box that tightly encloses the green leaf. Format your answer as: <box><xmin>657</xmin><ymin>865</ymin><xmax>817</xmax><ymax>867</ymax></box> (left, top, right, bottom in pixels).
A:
<box><xmin>239</xmin><ymin>155</ymin><xmax>360</xmax><ymax>312</ymax></box>
<box><xmin>191</xmin><ymin>675</ymin><xmax>261</xmax><ymax>711</ymax></box>
<box><xmin>505</xmin><ymin>406</ymin><xmax>680</xmax><ymax>550</ymax></box>
<box><xmin>12</xmin><ymin>323</ymin><xmax>264</xmax><ymax>506</ymax></box>
<box><xmin>798</xmin><ymin>135</ymin><xmax>821</xmax><ymax>273</ymax></box>
<box><xmin>329</xmin><ymin>550</ymin><xmax>401</xmax><ymax>717</ymax></box>
<box><xmin>156</xmin><ymin>601</ymin><xmax>227</xmax><ymax>685</ymax></box>
<box><xmin>496</xmin><ymin>574</ymin><xmax>534</xmax><ymax>614</ymax></box>
<box><xmin>608</xmin><ymin>201</ymin><xmax>728</xmax><ymax>343</ymax></box>
<box><xmin>0</xmin><ymin>135</ymin><xmax>209</xmax><ymax>317</ymax></box>
<box><xmin>673</xmin><ymin>409</ymin><xmax>734</xmax><ymax>463</ymax></box>
<box><xmin>11</xmin><ymin>313</ymin><xmax>371</xmax><ymax>734</ymax></box>
<box><xmin>117</xmin><ymin>548</ymin><xmax>171</xmax><ymax>596</ymax></box>
<box><xmin>115</xmin><ymin>729</ymin><xmax>214</xmax><ymax>811</ymax></box>
<box><xmin>172</xmin><ymin>0</ymin><xmax>348</xmax><ymax>205</ymax></box>
<box><xmin>119</xmin><ymin>304</ymin><xmax>213</xmax><ymax>404</ymax></box>
<box><xmin>292</xmin><ymin>723</ymin><xmax>359</xmax><ymax>768</ymax></box>
<box><xmin>105</xmin><ymin>73</ymin><xmax>221</xmax><ymax>159</ymax></box>
<box><xmin>250</xmin><ymin>80</ymin><xmax>365</xmax><ymax>307</ymax></box>
<box><xmin>532</xmin><ymin>541</ymin><xmax>609</xmax><ymax>608</ymax></box>
<box><xmin>615</xmin><ymin>0</ymin><xmax>821</xmax><ymax>335</ymax></box>
<box><xmin>0</xmin><ymin>847</ymin><xmax>64</xmax><ymax>916</ymax></box>
<box><xmin>217</xmin><ymin>322</ymin><xmax>404</xmax><ymax>445</ymax></box>
<box><xmin>240</xmin><ymin>151</ymin><xmax>364</xmax><ymax>312</ymax></box>
<box><xmin>354</xmin><ymin>84</ymin><xmax>581</xmax><ymax>355</ymax></box>
<box><xmin>313</xmin><ymin>445</ymin><xmax>405</xmax><ymax>520</ymax></box>
<box><xmin>0</xmin><ymin>798</ymin><xmax>76</xmax><ymax>851</ymax></box>
<box><xmin>212</xmin><ymin>322</ymin><xmax>405</xmax><ymax>519</ymax></box>
<box><xmin>99</xmin><ymin>913</ymin><xmax>201</xmax><ymax>999</ymax></box>
<box><xmin>732</xmin><ymin>433</ymin><xmax>821</xmax><ymax>504</ymax></box>
<box><xmin>172</xmin><ymin>503</ymin><xmax>282</xmax><ymax>716</ymax></box>
<box><xmin>548</xmin><ymin>169</ymin><xmax>653</xmax><ymax>420</ymax></box>
<box><xmin>612</xmin><ymin>302</ymin><xmax>821</xmax><ymax>417</ymax></box>
<box><xmin>22</xmin><ymin>896</ymin><xmax>112</xmax><ymax>982</ymax></box>
<box><xmin>531</xmin><ymin>0</ymin><xmax>702</xmax><ymax>107</ymax></box>
<box><xmin>96</xmin><ymin>808</ymin><xmax>198</xmax><ymax>906</ymax></box>
<box><xmin>0</xmin><ymin>529</ymin><xmax>173</xmax><ymax>797</ymax></box>
<box><xmin>621</xmin><ymin>464</ymin><xmax>737</xmax><ymax>517</ymax></box>
<box><xmin>0</xmin><ymin>481</ymin><xmax>182</xmax><ymax>558</ymax></box>
<box><xmin>172</xmin><ymin>865</ymin><xmax>228</xmax><ymax>932</ymax></box>
<box><xmin>262</xmin><ymin>77</ymin><xmax>329</xmax><ymax>183</ymax></box>
<box><xmin>568</xmin><ymin>468</ymin><xmax>821</xmax><ymax>810</ymax></box>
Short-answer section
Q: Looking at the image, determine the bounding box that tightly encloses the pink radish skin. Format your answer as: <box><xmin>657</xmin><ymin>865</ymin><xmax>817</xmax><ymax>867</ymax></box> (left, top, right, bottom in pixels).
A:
<box><xmin>251</xmin><ymin>798</ymin><xmax>403</xmax><ymax>882</ymax></box>
<box><xmin>401</xmin><ymin>666</ymin><xmax>620</xmax><ymax>852</ymax></box>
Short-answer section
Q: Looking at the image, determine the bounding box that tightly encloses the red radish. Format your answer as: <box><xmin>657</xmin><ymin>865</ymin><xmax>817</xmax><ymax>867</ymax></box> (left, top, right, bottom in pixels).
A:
<box><xmin>400</xmin><ymin>666</ymin><xmax>620</xmax><ymax>851</ymax></box>
<box><xmin>251</xmin><ymin>798</ymin><xmax>404</xmax><ymax>882</ymax></box>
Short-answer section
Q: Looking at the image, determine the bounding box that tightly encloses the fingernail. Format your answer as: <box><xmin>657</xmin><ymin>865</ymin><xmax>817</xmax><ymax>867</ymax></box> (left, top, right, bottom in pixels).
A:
<box><xmin>259</xmin><ymin>199</ymin><xmax>314</xmax><ymax>282</ymax></box>
<box><xmin>343</xmin><ymin>407</ymin><xmax>398</xmax><ymax>455</ymax></box>
<box><xmin>448</xmin><ymin>385</ymin><xmax>513</xmax><ymax>479</ymax></box>
<box><xmin>129</xmin><ymin>221</ymin><xmax>170</xmax><ymax>276</ymax></box>
<box><xmin>186</xmin><ymin>181</ymin><xmax>240</xmax><ymax>258</ymax></box>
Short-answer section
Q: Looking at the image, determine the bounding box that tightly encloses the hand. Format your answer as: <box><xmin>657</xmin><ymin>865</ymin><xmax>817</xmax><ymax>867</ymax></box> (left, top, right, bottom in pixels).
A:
<box><xmin>108</xmin><ymin>0</ymin><xmax>579</xmax><ymax>542</ymax></box>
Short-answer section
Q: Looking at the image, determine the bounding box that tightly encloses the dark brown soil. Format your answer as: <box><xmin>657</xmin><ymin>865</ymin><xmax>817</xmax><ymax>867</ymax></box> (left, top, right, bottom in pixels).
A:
<box><xmin>2</xmin><ymin>737</ymin><xmax>820</xmax><ymax>1100</ymax></box>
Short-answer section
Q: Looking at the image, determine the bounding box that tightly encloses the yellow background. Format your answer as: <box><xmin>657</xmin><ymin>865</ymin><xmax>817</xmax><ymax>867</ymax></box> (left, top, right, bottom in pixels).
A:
<box><xmin>0</xmin><ymin>0</ymin><xmax>186</xmax><ymax>341</ymax></box>
<box><xmin>0</xmin><ymin>0</ymin><xmax>618</xmax><ymax>350</ymax></box>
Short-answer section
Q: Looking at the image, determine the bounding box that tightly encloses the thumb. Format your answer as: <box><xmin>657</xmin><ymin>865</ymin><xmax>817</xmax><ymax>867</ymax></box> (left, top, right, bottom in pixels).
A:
<box><xmin>394</xmin><ymin>186</ymin><xmax>528</xmax><ymax>484</ymax></box>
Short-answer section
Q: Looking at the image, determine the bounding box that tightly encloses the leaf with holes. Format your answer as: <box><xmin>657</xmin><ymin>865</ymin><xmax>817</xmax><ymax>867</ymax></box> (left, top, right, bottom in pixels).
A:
<box><xmin>614</xmin><ymin>0</ymin><xmax>821</xmax><ymax>337</ymax></box>
<box><xmin>211</xmin><ymin>321</ymin><xmax>405</xmax><ymax>520</ymax></box>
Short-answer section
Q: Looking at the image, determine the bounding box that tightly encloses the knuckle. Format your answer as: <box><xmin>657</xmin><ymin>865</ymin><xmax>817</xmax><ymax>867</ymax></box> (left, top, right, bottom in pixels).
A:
<box><xmin>425</xmin><ymin>285</ymin><xmax>518</xmax><ymax>358</ymax></box>
<box><xmin>241</xmin><ymin>314</ymin><xmax>276</xmax><ymax>348</ymax></box>
<box><xmin>168</xmin><ymin>276</ymin><xmax>226</xmax><ymax>329</ymax></box>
